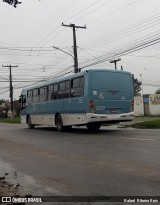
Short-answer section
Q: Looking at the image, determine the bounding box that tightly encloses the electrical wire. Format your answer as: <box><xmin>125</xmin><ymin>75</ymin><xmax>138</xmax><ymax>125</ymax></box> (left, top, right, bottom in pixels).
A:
<box><xmin>79</xmin><ymin>32</ymin><xmax>160</xmax><ymax>68</ymax></box>
<box><xmin>32</xmin><ymin>0</ymin><xmax>106</xmax><ymax>48</ymax></box>
<box><xmin>87</xmin><ymin>0</ymin><xmax>140</xmax><ymax>25</ymax></box>
<box><xmin>63</xmin><ymin>0</ymin><xmax>104</xmax><ymax>23</ymax></box>
<box><xmin>72</xmin><ymin>0</ymin><xmax>114</xmax><ymax>23</ymax></box>
<box><xmin>83</xmin><ymin>12</ymin><xmax>160</xmax><ymax>48</ymax></box>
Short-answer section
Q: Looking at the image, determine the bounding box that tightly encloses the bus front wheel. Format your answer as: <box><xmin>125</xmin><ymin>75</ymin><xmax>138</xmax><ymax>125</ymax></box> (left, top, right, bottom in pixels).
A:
<box><xmin>87</xmin><ymin>123</ymin><xmax>101</xmax><ymax>131</ymax></box>
<box><xmin>56</xmin><ymin>115</ymin><xmax>63</xmax><ymax>132</ymax></box>
<box><xmin>28</xmin><ymin>116</ymin><xmax>35</xmax><ymax>129</ymax></box>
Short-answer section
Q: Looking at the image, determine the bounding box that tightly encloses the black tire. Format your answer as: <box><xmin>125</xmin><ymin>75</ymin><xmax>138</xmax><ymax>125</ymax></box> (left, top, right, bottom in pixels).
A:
<box><xmin>56</xmin><ymin>115</ymin><xmax>63</xmax><ymax>132</ymax></box>
<box><xmin>28</xmin><ymin>116</ymin><xmax>35</xmax><ymax>129</ymax></box>
<box><xmin>87</xmin><ymin>123</ymin><xmax>101</xmax><ymax>131</ymax></box>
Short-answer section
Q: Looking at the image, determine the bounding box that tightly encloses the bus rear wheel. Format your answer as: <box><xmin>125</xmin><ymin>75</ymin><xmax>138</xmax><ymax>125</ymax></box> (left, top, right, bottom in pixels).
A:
<box><xmin>28</xmin><ymin>116</ymin><xmax>35</xmax><ymax>129</ymax></box>
<box><xmin>87</xmin><ymin>123</ymin><xmax>101</xmax><ymax>131</ymax></box>
<box><xmin>56</xmin><ymin>115</ymin><xmax>63</xmax><ymax>132</ymax></box>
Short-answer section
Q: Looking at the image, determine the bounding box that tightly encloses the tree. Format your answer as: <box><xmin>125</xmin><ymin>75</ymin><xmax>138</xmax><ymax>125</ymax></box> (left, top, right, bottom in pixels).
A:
<box><xmin>0</xmin><ymin>99</ymin><xmax>5</xmax><ymax>105</ymax></box>
<box><xmin>155</xmin><ymin>88</ymin><xmax>160</xmax><ymax>94</ymax></box>
<box><xmin>133</xmin><ymin>77</ymin><xmax>142</xmax><ymax>96</ymax></box>
<box><xmin>0</xmin><ymin>99</ymin><xmax>8</xmax><ymax>118</ymax></box>
<box><xmin>2</xmin><ymin>0</ymin><xmax>41</xmax><ymax>8</ymax></box>
<box><xmin>2</xmin><ymin>0</ymin><xmax>21</xmax><ymax>7</ymax></box>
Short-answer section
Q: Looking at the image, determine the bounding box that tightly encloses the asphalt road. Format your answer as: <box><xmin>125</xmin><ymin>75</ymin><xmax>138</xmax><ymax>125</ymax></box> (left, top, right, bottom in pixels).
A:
<box><xmin>0</xmin><ymin>123</ymin><xmax>160</xmax><ymax>199</ymax></box>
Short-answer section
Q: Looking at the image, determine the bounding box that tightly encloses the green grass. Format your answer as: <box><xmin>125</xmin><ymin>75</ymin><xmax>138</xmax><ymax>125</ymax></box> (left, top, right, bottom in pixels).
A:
<box><xmin>131</xmin><ymin>120</ymin><xmax>160</xmax><ymax>128</ymax></box>
<box><xmin>0</xmin><ymin>117</ymin><xmax>21</xmax><ymax>124</ymax></box>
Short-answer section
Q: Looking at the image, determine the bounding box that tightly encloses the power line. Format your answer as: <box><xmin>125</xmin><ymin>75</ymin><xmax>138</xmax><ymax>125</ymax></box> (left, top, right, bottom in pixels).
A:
<box><xmin>127</xmin><ymin>54</ymin><xmax>160</xmax><ymax>58</ymax></box>
<box><xmin>31</xmin><ymin>0</ymin><xmax>135</xmax><ymax>50</ymax></box>
<box><xmin>0</xmin><ymin>47</ymin><xmax>54</xmax><ymax>52</ymax></box>
<box><xmin>83</xmin><ymin>12</ymin><xmax>160</xmax><ymax>48</ymax></box>
<box><xmin>72</xmin><ymin>0</ymin><xmax>114</xmax><ymax>23</ymax></box>
<box><xmin>87</xmin><ymin>0</ymin><xmax>140</xmax><ymax>25</ymax></box>
<box><xmin>87</xmin><ymin>22</ymin><xmax>160</xmax><ymax>50</ymax></box>
<box><xmin>32</xmin><ymin>0</ymin><xmax>104</xmax><ymax>48</ymax></box>
<box><xmin>80</xmin><ymin>32</ymin><xmax>160</xmax><ymax>69</ymax></box>
<box><xmin>78</xmin><ymin>46</ymin><xmax>112</xmax><ymax>67</ymax></box>
<box><xmin>0</xmin><ymin>89</ymin><xmax>10</xmax><ymax>95</ymax></box>
<box><xmin>63</xmin><ymin>0</ymin><xmax>103</xmax><ymax>23</ymax></box>
<box><xmin>0</xmin><ymin>80</ymin><xmax>37</xmax><ymax>82</ymax></box>
<box><xmin>54</xmin><ymin>0</ymin><xmax>141</xmax><ymax>51</ymax></box>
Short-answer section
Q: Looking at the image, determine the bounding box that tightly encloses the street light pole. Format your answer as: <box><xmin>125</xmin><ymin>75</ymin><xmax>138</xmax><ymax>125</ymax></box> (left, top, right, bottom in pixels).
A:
<box><xmin>53</xmin><ymin>46</ymin><xmax>74</xmax><ymax>59</ymax></box>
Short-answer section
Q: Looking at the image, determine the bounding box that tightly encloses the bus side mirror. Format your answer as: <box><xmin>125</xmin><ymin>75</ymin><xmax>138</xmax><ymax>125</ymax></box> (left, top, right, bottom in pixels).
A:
<box><xmin>19</xmin><ymin>98</ymin><xmax>21</xmax><ymax>103</ymax></box>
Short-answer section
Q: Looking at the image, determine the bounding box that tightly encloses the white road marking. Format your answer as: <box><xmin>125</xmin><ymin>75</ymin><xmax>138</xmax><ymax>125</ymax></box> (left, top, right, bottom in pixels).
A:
<box><xmin>119</xmin><ymin>137</ymin><xmax>155</xmax><ymax>141</ymax></box>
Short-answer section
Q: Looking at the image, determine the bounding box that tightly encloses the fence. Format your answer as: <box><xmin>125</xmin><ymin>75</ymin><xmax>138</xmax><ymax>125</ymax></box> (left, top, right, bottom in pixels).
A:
<box><xmin>134</xmin><ymin>94</ymin><xmax>160</xmax><ymax>116</ymax></box>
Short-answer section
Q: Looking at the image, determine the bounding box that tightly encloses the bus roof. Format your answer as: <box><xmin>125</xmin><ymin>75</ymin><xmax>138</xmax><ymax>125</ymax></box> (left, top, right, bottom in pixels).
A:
<box><xmin>21</xmin><ymin>68</ymin><xmax>131</xmax><ymax>93</ymax></box>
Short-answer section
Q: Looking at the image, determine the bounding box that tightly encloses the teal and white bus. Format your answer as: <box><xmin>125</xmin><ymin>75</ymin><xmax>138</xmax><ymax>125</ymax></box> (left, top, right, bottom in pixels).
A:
<box><xmin>19</xmin><ymin>69</ymin><xmax>134</xmax><ymax>131</ymax></box>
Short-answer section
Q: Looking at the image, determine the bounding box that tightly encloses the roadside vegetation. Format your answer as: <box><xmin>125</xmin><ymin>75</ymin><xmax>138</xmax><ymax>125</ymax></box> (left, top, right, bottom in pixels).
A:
<box><xmin>0</xmin><ymin>117</ymin><xmax>20</xmax><ymax>124</ymax></box>
<box><xmin>131</xmin><ymin>120</ymin><xmax>160</xmax><ymax>129</ymax></box>
<box><xmin>1</xmin><ymin>116</ymin><xmax>160</xmax><ymax>128</ymax></box>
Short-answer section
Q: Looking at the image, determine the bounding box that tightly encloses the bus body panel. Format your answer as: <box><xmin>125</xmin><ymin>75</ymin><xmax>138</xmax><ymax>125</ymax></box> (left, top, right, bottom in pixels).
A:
<box><xmin>47</xmin><ymin>100</ymin><xmax>58</xmax><ymax>114</ymax></box>
<box><xmin>35</xmin><ymin>102</ymin><xmax>48</xmax><ymax>114</ymax></box>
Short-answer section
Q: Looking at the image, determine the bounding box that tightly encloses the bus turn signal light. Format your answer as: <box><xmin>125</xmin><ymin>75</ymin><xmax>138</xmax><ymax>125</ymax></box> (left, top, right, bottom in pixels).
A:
<box><xmin>89</xmin><ymin>100</ymin><xmax>94</xmax><ymax>108</ymax></box>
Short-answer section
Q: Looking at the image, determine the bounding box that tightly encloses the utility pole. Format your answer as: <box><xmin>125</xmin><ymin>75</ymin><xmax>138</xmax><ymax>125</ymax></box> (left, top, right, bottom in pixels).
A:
<box><xmin>110</xmin><ymin>58</ymin><xmax>121</xmax><ymax>70</ymax></box>
<box><xmin>62</xmin><ymin>23</ymin><xmax>86</xmax><ymax>73</ymax></box>
<box><xmin>2</xmin><ymin>65</ymin><xmax>18</xmax><ymax>121</ymax></box>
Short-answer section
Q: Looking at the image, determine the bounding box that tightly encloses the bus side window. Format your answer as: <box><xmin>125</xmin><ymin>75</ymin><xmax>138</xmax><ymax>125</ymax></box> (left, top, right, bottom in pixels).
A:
<box><xmin>27</xmin><ymin>90</ymin><xmax>33</xmax><ymax>104</ymax></box>
<box><xmin>49</xmin><ymin>84</ymin><xmax>58</xmax><ymax>100</ymax></box>
<box><xmin>71</xmin><ymin>76</ymin><xmax>84</xmax><ymax>97</ymax></box>
<box><xmin>19</xmin><ymin>95</ymin><xmax>26</xmax><ymax>108</ymax></box>
<box><xmin>33</xmin><ymin>88</ymin><xmax>40</xmax><ymax>103</ymax></box>
<box><xmin>22</xmin><ymin>95</ymin><xmax>26</xmax><ymax>107</ymax></box>
<box><xmin>58</xmin><ymin>81</ymin><xmax>70</xmax><ymax>99</ymax></box>
<box><xmin>65</xmin><ymin>80</ymin><xmax>70</xmax><ymax>98</ymax></box>
<box><xmin>49</xmin><ymin>84</ymin><xmax>53</xmax><ymax>100</ymax></box>
<box><xmin>40</xmin><ymin>86</ymin><xmax>48</xmax><ymax>102</ymax></box>
<box><xmin>53</xmin><ymin>84</ymin><xmax>58</xmax><ymax>100</ymax></box>
<box><xmin>80</xmin><ymin>76</ymin><xmax>84</xmax><ymax>87</ymax></box>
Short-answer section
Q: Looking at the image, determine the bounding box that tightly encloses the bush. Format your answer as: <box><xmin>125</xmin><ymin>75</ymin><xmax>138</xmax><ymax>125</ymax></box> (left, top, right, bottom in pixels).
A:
<box><xmin>132</xmin><ymin>120</ymin><xmax>160</xmax><ymax>128</ymax></box>
<box><xmin>0</xmin><ymin>117</ymin><xmax>21</xmax><ymax>124</ymax></box>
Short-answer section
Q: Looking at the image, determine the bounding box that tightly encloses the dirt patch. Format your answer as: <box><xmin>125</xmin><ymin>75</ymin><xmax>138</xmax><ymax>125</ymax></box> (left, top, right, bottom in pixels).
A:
<box><xmin>0</xmin><ymin>174</ymin><xmax>24</xmax><ymax>204</ymax></box>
